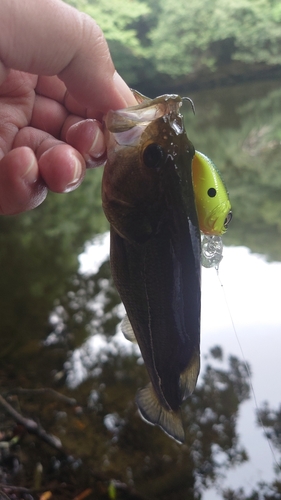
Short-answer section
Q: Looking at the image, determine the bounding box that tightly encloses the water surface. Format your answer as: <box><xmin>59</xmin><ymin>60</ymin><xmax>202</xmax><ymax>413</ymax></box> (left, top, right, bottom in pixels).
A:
<box><xmin>0</xmin><ymin>78</ymin><xmax>281</xmax><ymax>499</ymax></box>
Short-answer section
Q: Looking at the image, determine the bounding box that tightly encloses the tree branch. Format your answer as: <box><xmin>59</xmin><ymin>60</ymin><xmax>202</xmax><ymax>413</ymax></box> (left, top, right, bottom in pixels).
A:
<box><xmin>3</xmin><ymin>387</ymin><xmax>76</xmax><ymax>406</ymax></box>
<box><xmin>0</xmin><ymin>394</ymin><xmax>64</xmax><ymax>453</ymax></box>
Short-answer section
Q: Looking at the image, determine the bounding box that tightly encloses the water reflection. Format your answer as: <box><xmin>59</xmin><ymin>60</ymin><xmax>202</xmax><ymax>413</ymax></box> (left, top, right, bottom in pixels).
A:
<box><xmin>76</xmin><ymin>239</ymin><xmax>281</xmax><ymax>498</ymax></box>
<box><xmin>186</xmin><ymin>79</ymin><xmax>281</xmax><ymax>261</ymax></box>
<box><xmin>201</xmin><ymin>247</ymin><xmax>281</xmax><ymax>498</ymax></box>
<box><xmin>0</xmin><ymin>79</ymin><xmax>281</xmax><ymax>499</ymax></box>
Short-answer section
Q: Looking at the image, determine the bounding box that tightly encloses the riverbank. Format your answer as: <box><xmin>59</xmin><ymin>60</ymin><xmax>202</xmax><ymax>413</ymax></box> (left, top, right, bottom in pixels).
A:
<box><xmin>140</xmin><ymin>62</ymin><xmax>281</xmax><ymax>96</ymax></box>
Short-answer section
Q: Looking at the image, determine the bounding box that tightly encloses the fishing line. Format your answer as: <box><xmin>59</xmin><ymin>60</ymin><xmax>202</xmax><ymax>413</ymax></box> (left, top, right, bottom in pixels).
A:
<box><xmin>215</xmin><ymin>267</ymin><xmax>281</xmax><ymax>471</ymax></box>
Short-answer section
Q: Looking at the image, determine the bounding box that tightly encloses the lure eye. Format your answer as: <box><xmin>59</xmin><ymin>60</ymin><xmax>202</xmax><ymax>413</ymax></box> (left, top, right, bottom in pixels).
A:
<box><xmin>207</xmin><ymin>187</ymin><xmax>217</xmax><ymax>198</ymax></box>
<box><xmin>143</xmin><ymin>143</ymin><xmax>164</xmax><ymax>169</ymax></box>
<box><xmin>224</xmin><ymin>211</ymin><xmax>232</xmax><ymax>228</ymax></box>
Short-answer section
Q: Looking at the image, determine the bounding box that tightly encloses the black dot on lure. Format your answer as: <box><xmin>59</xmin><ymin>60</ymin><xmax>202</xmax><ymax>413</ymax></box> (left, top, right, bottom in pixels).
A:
<box><xmin>207</xmin><ymin>187</ymin><xmax>217</xmax><ymax>198</ymax></box>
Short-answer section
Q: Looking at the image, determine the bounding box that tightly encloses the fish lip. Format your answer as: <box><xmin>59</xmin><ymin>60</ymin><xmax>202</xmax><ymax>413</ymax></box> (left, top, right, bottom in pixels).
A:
<box><xmin>131</xmin><ymin>90</ymin><xmax>182</xmax><ymax>106</ymax></box>
<box><xmin>105</xmin><ymin>94</ymin><xmax>183</xmax><ymax>133</ymax></box>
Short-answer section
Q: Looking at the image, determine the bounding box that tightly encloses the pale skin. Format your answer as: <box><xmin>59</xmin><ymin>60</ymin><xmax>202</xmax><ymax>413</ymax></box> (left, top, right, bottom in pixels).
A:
<box><xmin>0</xmin><ymin>0</ymin><xmax>136</xmax><ymax>215</ymax></box>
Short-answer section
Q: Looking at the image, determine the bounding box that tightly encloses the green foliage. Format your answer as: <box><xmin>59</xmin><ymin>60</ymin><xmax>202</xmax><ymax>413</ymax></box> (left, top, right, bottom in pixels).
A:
<box><xmin>108</xmin><ymin>481</ymin><xmax>117</xmax><ymax>500</ymax></box>
<box><xmin>148</xmin><ymin>0</ymin><xmax>219</xmax><ymax>76</ymax></box>
<box><xmin>65</xmin><ymin>0</ymin><xmax>281</xmax><ymax>88</ymax></box>
<box><xmin>149</xmin><ymin>0</ymin><xmax>281</xmax><ymax>78</ymax></box>
<box><xmin>220</xmin><ymin>0</ymin><xmax>281</xmax><ymax>66</ymax></box>
<box><xmin>66</xmin><ymin>0</ymin><xmax>151</xmax><ymax>83</ymax></box>
<box><xmin>81</xmin><ymin>0</ymin><xmax>149</xmax><ymax>49</ymax></box>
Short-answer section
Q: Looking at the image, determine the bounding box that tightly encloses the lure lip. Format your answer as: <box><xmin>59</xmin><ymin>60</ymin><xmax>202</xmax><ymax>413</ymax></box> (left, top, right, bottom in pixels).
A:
<box><xmin>204</xmin><ymin>201</ymin><xmax>232</xmax><ymax>235</ymax></box>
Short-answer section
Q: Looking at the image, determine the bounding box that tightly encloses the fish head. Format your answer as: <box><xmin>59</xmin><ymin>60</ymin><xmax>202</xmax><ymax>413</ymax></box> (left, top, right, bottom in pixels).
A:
<box><xmin>102</xmin><ymin>94</ymin><xmax>196</xmax><ymax>243</ymax></box>
<box><xmin>192</xmin><ymin>151</ymin><xmax>232</xmax><ymax>235</ymax></box>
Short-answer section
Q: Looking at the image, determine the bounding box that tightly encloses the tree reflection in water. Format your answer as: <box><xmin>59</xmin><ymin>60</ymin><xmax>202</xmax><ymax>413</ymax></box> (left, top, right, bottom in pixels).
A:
<box><xmin>1</xmin><ymin>80</ymin><xmax>281</xmax><ymax>499</ymax></box>
<box><xmin>0</xmin><ymin>253</ymin><xmax>250</xmax><ymax>500</ymax></box>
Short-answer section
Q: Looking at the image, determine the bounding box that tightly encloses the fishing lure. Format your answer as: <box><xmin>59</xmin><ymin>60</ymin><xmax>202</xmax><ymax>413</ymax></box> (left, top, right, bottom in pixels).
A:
<box><xmin>192</xmin><ymin>151</ymin><xmax>232</xmax><ymax>268</ymax></box>
<box><xmin>192</xmin><ymin>151</ymin><xmax>232</xmax><ymax>236</ymax></box>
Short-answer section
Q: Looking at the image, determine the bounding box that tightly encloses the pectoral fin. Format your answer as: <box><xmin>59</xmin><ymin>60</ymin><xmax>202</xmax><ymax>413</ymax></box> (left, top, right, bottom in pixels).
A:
<box><xmin>121</xmin><ymin>314</ymin><xmax>137</xmax><ymax>343</ymax></box>
<box><xmin>136</xmin><ymin>384</ymin><xmax>185</xmax><ymax>444</ymax></box>
<box><xmin>180</xmin><ymin>352</ymin><xmax>200</xmax><ymax>399</ymax></box>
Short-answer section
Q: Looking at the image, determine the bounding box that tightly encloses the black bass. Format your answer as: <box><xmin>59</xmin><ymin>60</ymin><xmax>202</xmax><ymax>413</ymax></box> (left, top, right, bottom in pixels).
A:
<box><xmin>102</xmin><ymin>92</ymin><xmax>201</xmax><ymax>443</ymax></box>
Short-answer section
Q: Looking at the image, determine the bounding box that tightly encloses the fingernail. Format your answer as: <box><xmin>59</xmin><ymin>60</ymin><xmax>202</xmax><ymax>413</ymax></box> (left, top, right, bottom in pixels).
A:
<box><xmin>89</xmin><ymin>126</ymin><xmax>105</xmax><ymax>158</ymax></box>
<box><xmin>21</xmin><ymin>152</ymin><xmax>37</xmax><ymax>183</ymax></box>
<box><xmin>113</xmin><ymin>72</ymin><xmax>137</xmax><ymax>107</ymax></box>
<box><xmin>68</xmin><ymin>154</ymin><xmax>82</xmax><ymax>186</ymax></box>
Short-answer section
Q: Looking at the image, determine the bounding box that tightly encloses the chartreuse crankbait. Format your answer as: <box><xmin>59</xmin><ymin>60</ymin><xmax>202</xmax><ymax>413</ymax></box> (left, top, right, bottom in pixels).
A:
<box><xmin>192</xmin><ymin>151</ymin><xmax>232</xmax><ymax>236</ymax></box>
<box><xmin>192</xmin><ymin>151</ymin><xmax>232</xmax><ymax>268</ymax></box>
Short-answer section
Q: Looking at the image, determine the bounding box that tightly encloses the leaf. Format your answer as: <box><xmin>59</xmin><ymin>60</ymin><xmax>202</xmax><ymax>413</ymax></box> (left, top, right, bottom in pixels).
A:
<box><xmin>108</xmin><ymin>481</ymin><xmax>117</xmax><ymax>500</ymax></box>
<box><xmin>39</xmin><ymin>492</ymin><xmax>52</xmax><ymax>500</ymax></box>
<box><xmin>73</xmin><ymin>489</ymin><xmax>93</xmax><ymax>500</ymax></box>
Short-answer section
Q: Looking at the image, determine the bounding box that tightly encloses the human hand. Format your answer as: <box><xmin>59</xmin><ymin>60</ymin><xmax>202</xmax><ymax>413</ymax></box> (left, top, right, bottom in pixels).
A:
<box><xmin>0</xmin><ymin>0</ymin><xmax>136</xmax><ymax>215</ymax></box>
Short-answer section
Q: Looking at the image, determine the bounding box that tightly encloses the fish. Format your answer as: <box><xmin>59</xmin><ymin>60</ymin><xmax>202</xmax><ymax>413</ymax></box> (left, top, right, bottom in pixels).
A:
<box><xmin>192</xmin><ymin>151</ymin><xmax>232</xmax><ymax>235</ymax></box>
<box><xmin>102</xmin><ymin>92</ymin><xmax>201</xmax><ymax>443</ymax></box>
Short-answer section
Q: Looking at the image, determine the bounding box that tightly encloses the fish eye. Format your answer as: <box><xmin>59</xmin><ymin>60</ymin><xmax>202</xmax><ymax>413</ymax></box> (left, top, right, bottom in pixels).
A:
<box><xmin>143</xmin><ymin>143</ymin><xmax>164</xmax><ymax>169</ymax></box>
<box><xmin>207</xmin><ymin>187</ymin><xmax>217</xmax><ymax>198</ymax></box>
<box><xmin>224</xmin><ymin>211</ymin><xmax>232</xmax><ymax>228</ymax></box>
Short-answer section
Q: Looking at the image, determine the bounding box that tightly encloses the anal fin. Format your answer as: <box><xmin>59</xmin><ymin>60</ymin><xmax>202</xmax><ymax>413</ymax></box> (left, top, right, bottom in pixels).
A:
<box><xmin>180</xmin><ymin>351</ymin><xmax>200</xmax><ymax>399</ymax></box>
<box><xmin>136</xmin><ymin>384</ymin><xmax>185</xmax><ymax>444</ymax></box>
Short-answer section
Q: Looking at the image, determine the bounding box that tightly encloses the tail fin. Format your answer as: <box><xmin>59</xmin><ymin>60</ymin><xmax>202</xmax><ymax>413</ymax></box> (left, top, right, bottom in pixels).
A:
<box><xmin>136</xmin><ymin>384</ymin><xmax>185</xmax><ymax>444</ymax></box>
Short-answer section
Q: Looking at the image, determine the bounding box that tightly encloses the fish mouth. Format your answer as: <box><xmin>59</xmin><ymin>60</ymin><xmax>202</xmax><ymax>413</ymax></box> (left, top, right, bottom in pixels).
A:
<box><xmin>105</xmin><ymin>93</ymin><xmax>183</xmax><ymax>134</ymax></box>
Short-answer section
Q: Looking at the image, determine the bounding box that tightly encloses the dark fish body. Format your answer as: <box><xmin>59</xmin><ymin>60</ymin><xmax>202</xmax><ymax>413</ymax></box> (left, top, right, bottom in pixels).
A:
<box><xmin>102</xmin><ymin>93</ymin><xmax>201</xmax><ymax>443</ymax></box>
